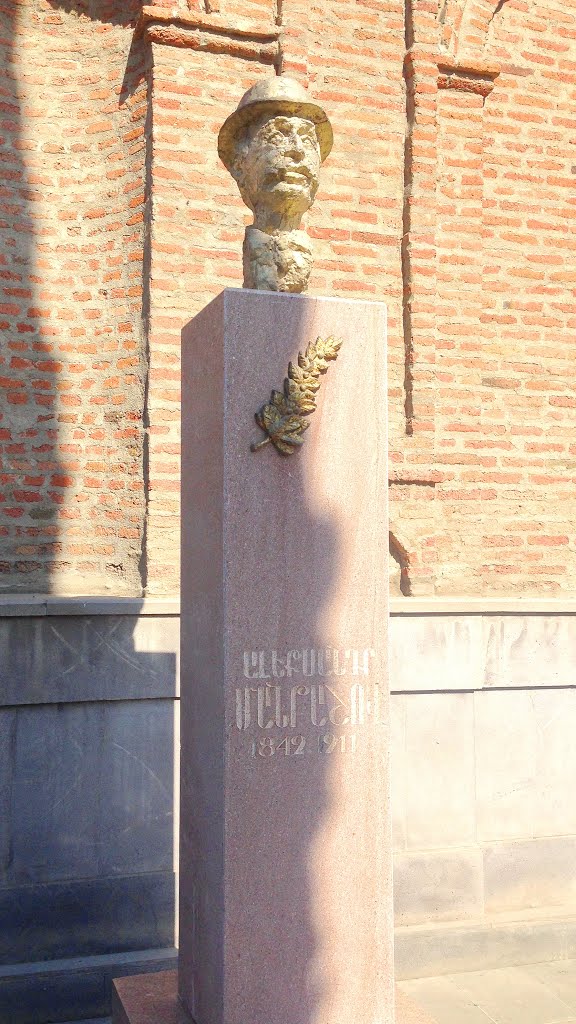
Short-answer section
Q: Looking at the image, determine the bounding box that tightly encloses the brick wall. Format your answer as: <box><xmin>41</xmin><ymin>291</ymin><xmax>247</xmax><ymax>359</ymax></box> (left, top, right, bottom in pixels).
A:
<box><xmin>478</xmin><ymin>0</ymin><xmax>576</xmax><ymax>594</ymax></box>
<box><xmin>0</xmin><ymin>0</ymin><xmax>574</xmax><ymax>596</ymax></box>
<box><xmin>422</xmin><ymin>0</ymin><xmax>576</xmax><ymax>594</ymax></box>
<box><xmin>0</xmin><ymin>0</ymin><xmax>148</xmax><ymax>593</ymax></box>
<box><xmin>144</xmin><ymin>0</ymin><xmax>406</xmax><ymax>593</ymax></box>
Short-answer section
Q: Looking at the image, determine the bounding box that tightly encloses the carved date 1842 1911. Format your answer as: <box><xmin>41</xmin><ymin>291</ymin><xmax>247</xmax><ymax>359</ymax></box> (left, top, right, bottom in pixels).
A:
<box><xmin>234</xmin><ymin>647</ymin><xmax>382</xmax><ymax>760</ymax></box>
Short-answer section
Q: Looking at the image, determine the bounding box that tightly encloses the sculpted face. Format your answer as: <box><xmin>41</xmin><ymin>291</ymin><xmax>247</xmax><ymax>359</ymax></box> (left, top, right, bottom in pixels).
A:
<box><xmin>233</xmin><ymin>113</ymin><xmax>321</xmax><ymax>229</ymax></box>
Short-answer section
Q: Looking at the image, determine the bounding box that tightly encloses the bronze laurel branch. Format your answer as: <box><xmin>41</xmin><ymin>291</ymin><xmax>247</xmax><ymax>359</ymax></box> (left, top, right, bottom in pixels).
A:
<box><xmin>250</xmin><ymin>335</ymin><xmax>343</xmax><ymax>456</ymax></box>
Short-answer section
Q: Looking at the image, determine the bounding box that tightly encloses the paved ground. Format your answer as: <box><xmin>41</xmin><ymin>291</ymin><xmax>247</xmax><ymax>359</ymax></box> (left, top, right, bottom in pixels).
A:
<box><xmin>399</xmin><ymin>960</ymin><xmax>576</xmax><ymax>1024</ymax></box>
<box><xmin>64</xmin><ymin>960</ymin><xmax>576</xmax><ymax>1024</ymax></box>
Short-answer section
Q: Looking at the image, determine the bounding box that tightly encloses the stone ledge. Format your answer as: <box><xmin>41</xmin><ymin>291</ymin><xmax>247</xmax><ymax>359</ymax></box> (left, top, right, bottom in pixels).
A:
<box><xmin>0</xmin><ymin>947</ymin><xmax>177</xmax><ymax>981</ymax></box>
<box><xmin>137</xmin><ymin>5</ymin><xmax>280</xmax><ymax>62</ymax></box>
<box><xmin>389</xmin><ymin>597</ymin><xmax>576</xmax><ymax>615</ymax></box>
<box><xmin>395</xmin><ymin>909</ymin><xmax>576</xmax><ymax>980</ymax></box>
<box><xmin>437</xmin><ymin>55</ymin><xmax>500</xmax><ymax>97</ymax></box>
<box><xmin>0</xmin><ymin>595</ymin><xmax>180</xmax><ymax>617</ymax></box>
<box><xmin>437</xmin><ymin>55</ymin><xmax>501</xmax><ymax>78</ymax></box>
<box><xmin>59</xmin><ymin>1018</ymin><xmax>109</xmax><ymax>1024</ymax></box>
<box><xmin>2</xmin><ymin>595</ymin><xmax>576</xmax><ymax>618</ymax></box>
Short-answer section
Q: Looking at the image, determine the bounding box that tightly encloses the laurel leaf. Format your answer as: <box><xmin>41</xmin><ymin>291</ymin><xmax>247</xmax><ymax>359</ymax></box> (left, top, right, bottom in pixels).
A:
<box><xmin>274</xmin><ymin>439</ymin><xmax>299</xmax><ymax>455</ymax></box>
<box><xmin>285</xmin><ymin>379</ymin><xmax>318</xmax><ymax>404</ymax></box>
<box><xmin>278</xmin><ymin>432</ymin><xmax>305</xmax><ymax>446</ymax></box>
<box><xmin>281</xmin><ymin>415</ymin><xmax>306</xmax><ymax>433</ymax></box>
<box><xmin>260</xmin><ymin>404</ymin><xmax>276</xmax><ymax>427</ymax></box>
<box><xmin>288</xmin><ymin>361</ymin><xmax>308</xmax><ymax>381</ymax></box>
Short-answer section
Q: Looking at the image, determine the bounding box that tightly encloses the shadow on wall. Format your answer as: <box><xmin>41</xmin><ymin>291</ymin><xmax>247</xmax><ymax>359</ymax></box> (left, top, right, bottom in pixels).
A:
<box><xmin>0</xmin><ymin>4</ymin><xmax>68</xmax><ymax>588</ymax></box>
<box><xmin>0</xmin><ymin>0</ymin><xmax>151</xmax><ymax>596</ymax></box>
<box><xmin>47</xmin><ymin>0</ymin><xmax>153</xmax><ymax>594</ymax></box>
<box><xmin>47</xmin><ymin>0</ymin><xmax>142</xmax><ymax>27</ymax></box>
<box><xmin>0</xmin><ymin>604</ymin><xmax>178</xmax><ymax>1022</ymax></box>
<box><xmin>390</xmin><ymin>531</ymin><xmax>412</xmax><ymax>596</ymax></box>
<box><xmin>0</xmin><ymin>5</ymin><xmax>176</xmax><ymax>1023</ymax></box>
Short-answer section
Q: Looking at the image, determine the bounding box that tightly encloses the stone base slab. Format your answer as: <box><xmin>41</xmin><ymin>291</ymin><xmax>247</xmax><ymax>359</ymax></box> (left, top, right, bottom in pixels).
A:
<box><xmin>112</xmin><ymin>972</ymin><xmax>190</xmax><ymax>1024</ymax></box>
<box><xmin>112</xmin><ymin>971</ymin><xmax>437</xmax><ymax>1024</ymax></box>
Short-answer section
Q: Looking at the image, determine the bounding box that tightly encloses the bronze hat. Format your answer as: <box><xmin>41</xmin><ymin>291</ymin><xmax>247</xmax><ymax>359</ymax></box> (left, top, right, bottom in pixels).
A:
<box><xmin>218</xmin><ymin>76</ymin><xmax>333</xmax><ymax>172</ymax></box>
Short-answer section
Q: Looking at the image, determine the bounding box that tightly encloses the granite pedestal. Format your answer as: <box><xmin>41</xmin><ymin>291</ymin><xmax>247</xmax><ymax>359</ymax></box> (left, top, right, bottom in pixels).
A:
<box><xmin>115</xmin><ymin>288</ymin><xmax>393</xmax><ymax>1024</ymax></box>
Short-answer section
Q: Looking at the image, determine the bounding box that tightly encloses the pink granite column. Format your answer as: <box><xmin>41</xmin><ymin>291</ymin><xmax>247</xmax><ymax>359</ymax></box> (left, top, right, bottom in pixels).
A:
<box><xmin>180</xmin><ymin>288</ymin><xmax>392</xmax><ymax>1024</ymax></box>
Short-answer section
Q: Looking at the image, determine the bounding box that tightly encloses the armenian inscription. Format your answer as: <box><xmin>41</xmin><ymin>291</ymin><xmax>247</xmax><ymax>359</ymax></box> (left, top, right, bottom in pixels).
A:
<box><xmin>234</xmin><ymin>647</ymin><xmax>382</xmax><ymax>760</ymax></box>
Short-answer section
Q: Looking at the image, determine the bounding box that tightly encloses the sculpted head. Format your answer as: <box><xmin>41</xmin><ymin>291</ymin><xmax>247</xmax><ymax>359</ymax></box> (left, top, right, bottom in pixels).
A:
<box><xmin>218</xmin><ymin>77</ymin><xmax>332</xmax><ymax>234</ymax></box>
<box><xmin>231</xmin><ymin>112</ymin><xmax>320</xmax><ymax>229</ymax></box>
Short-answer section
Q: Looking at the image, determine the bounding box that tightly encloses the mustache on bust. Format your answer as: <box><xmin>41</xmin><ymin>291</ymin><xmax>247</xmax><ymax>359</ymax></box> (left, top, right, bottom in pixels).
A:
<box><xmin>263</xmin><ymin>163</ymin><xmax>314</xmax><ymax>185</ymax></box>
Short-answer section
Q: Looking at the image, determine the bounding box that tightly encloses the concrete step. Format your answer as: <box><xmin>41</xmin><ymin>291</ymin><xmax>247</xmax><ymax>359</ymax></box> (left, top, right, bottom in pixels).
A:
<box><xmin>396</xmin><ymin>907</ymin><xmax>576</xmax><ymax>980</ymax></box>
<box><xmin>59</xmin><ymin>1019</ymin><xmax>110</xmax><ymax>1024</ymax></box>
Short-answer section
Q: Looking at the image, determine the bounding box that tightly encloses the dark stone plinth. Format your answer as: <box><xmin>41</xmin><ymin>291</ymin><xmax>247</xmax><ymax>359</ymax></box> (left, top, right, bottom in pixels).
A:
<box><xmin>112</xmin><ymin>970</ymin><xmax>438</xmax><ymax>1024</ymax></box>
<box><xmin>0</xmin><ymin>604</ymin><xmax>178</xmax><ymax>1022</ymax></box>
<box><xmin>0</xmin><ymin>948</ymin><xmax>176</xmax><ymax>1024</ymax></box>
<box><xmin>0</xmin><ymin>871</ymin><xmax>175</xmax><ymax>964</ymax></box>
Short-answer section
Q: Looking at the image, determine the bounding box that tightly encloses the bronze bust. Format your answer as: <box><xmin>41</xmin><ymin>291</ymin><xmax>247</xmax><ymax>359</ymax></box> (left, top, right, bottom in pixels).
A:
<box><xmin>218</xmin><ymin>76</ymin><xmax>333</xmax><ymax>293</ymax></box>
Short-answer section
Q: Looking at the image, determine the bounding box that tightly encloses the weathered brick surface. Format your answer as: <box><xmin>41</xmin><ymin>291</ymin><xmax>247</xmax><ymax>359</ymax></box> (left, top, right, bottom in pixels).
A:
<box><xmin>0</xmin><ymin>0</ymin><xmax>574</xmax><ymax>596</ymax></box>
<box><xmin>391</xmin><ymin>0</ymin><xmax>575</xmax><ymax>597</ymax></box>
<box><xmin>0</xmin><ymin>0</ymin><xmax>148</xmax><ymax>593</ymax></box>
